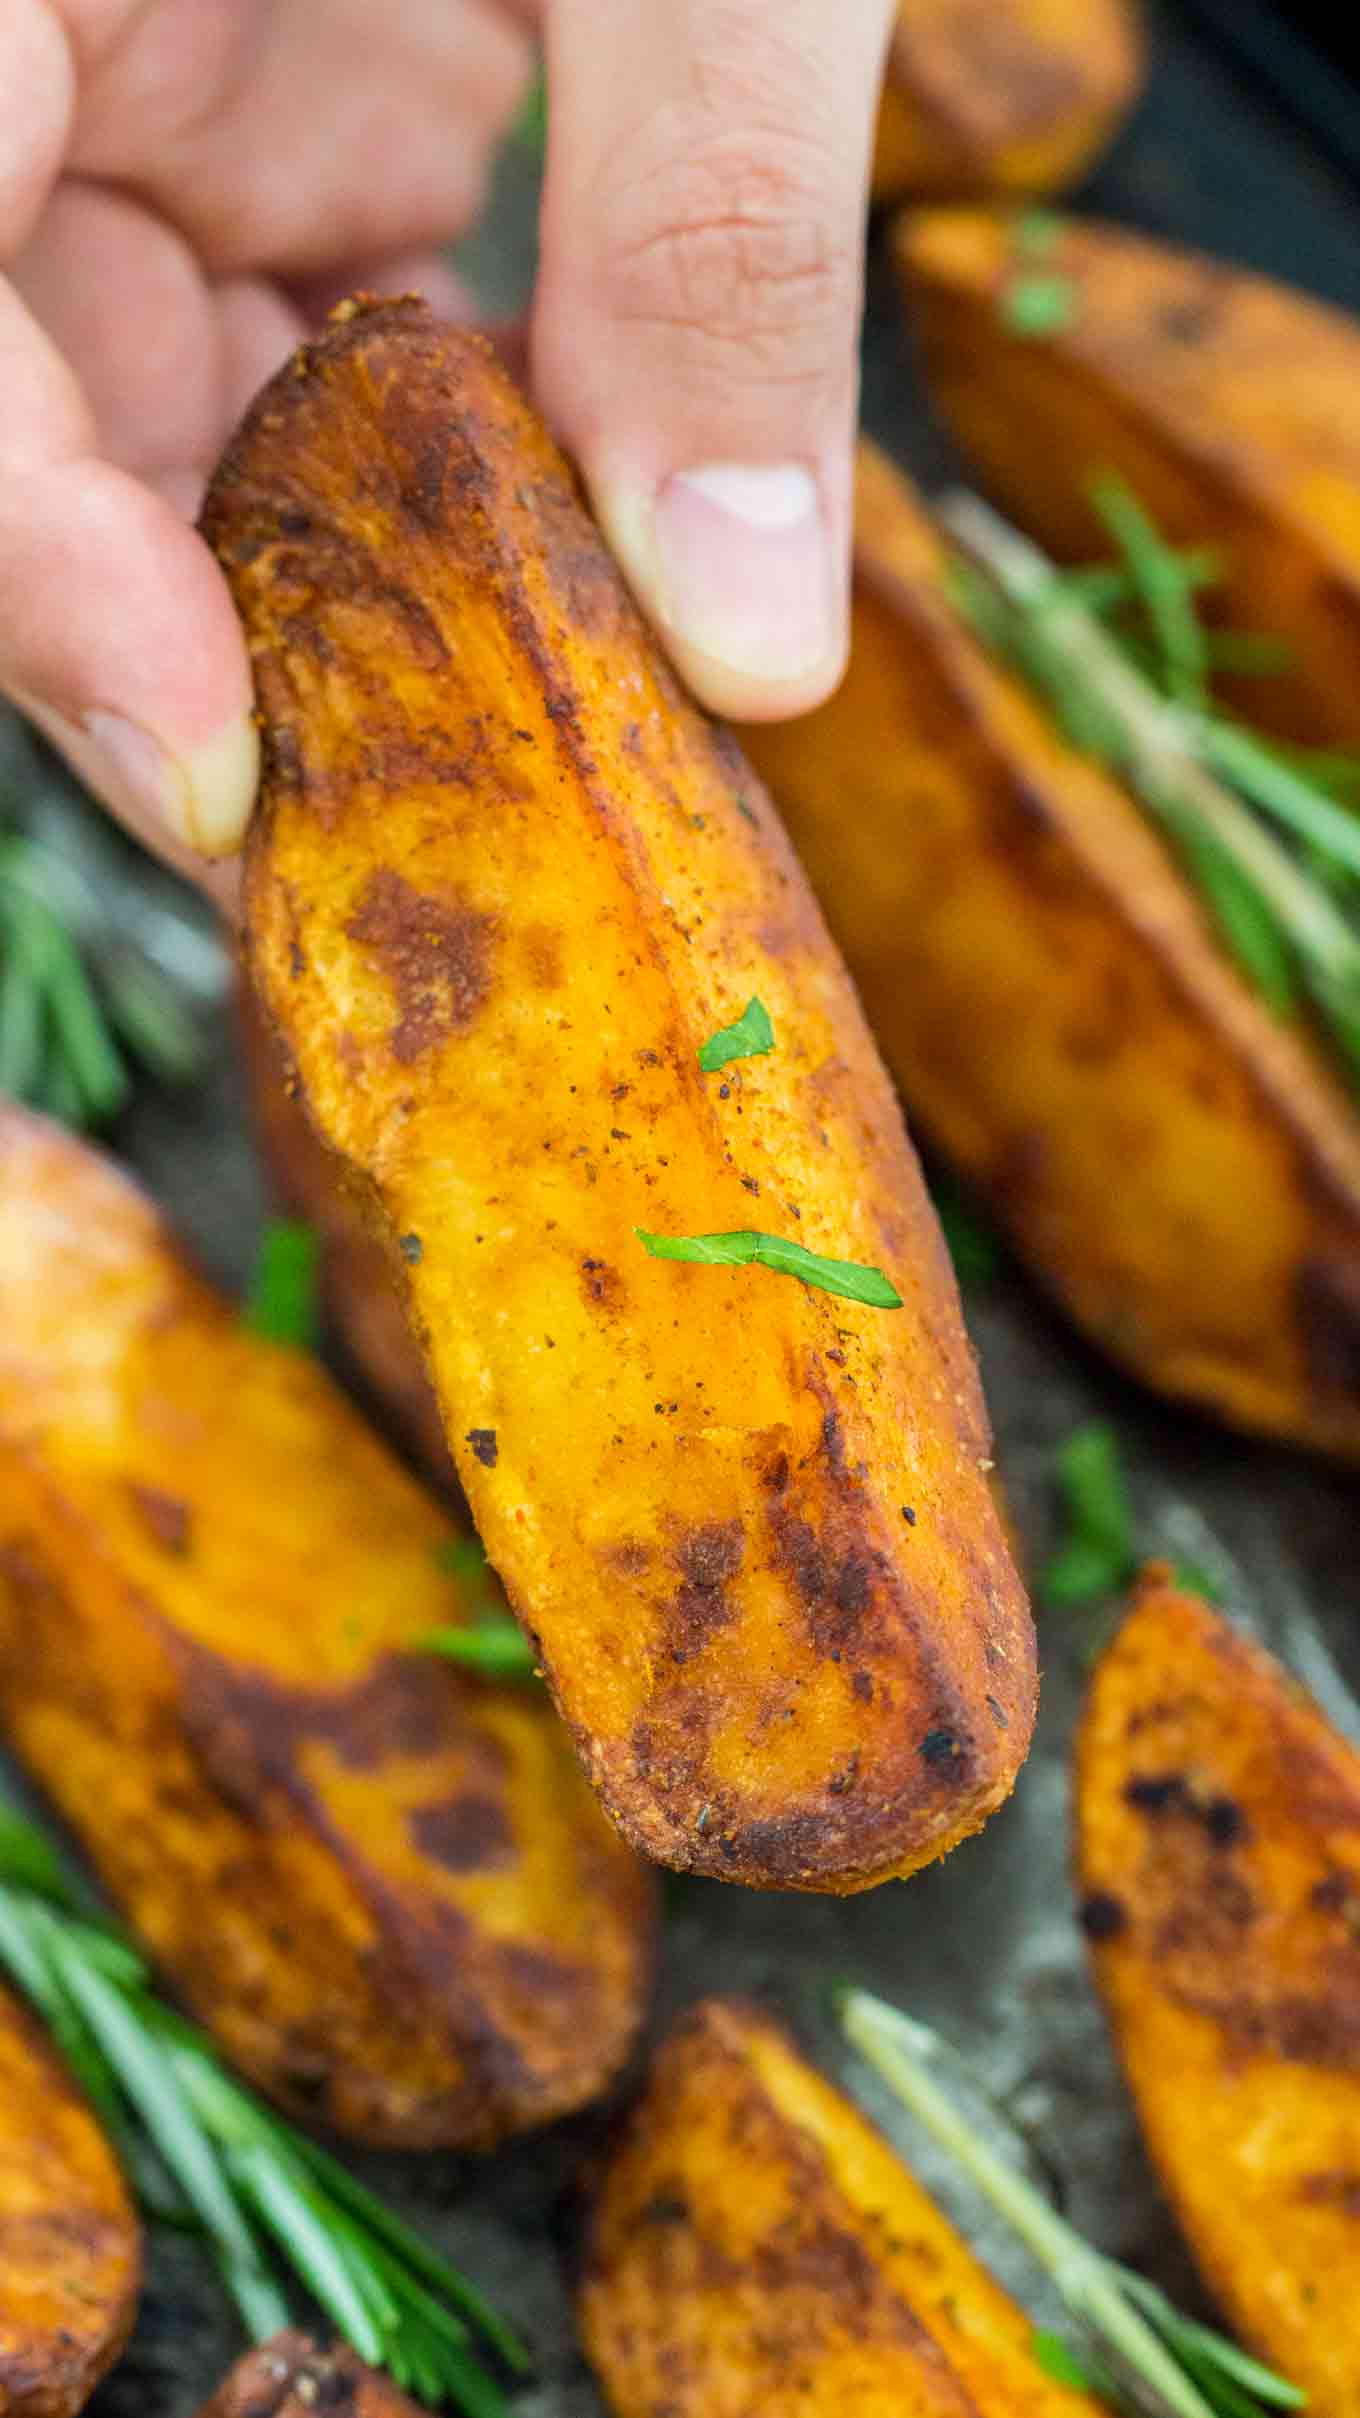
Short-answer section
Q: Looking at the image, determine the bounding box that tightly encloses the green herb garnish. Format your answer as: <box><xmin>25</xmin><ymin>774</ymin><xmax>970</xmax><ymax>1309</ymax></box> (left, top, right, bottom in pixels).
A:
<box><xmin>434</xmin><ymin>1536</ymin><xmax>491</xmax><ymax>1583</ymax></box>
<box><xmin>930</xmin><ymin>1175</ymin><xmax>1000</xmax><ymax>1290</ymax></box>
<box><xmin>1032</xmin><ymin>2330</ymin><xmax>1098</xmax><ymax>2391</ymax></box>
<box><xmin>0</xmin><ymin>826</ymin><xmax>205</xmax><ymax>1129</ymax></box>
<box><xmin>243</xmin><ymin>1219</ymin><xmax>321</xmax><ymax>1352</ymax></box>
<box><xmin>840</xmin><ymin>1988</ymin><xmax>1304</xmax><ymax>2418</ymax></box>
<box><xmin>1089</xmin><ymin>472</ymin><xmax>1209</xmax><ymax>705</ymax></box>
<box><xmin>1042</xmin><ymin>1422</ymin><xmax>1136</xmax><ymax>1610</ymax></box>
<box><xmin>0</xmin><ymin>1807</ymin><xmax>525</xmax><ymax>2410</ymax></box>
<box><xmin>514</xmin><ymin>66</ymin><xmax>547</xmax><ymax>155</ymax></box>
<box><xmin>417</xmin><ymin>1613</ymin><xmax>537</xmax><ymax>1682</ymax></box>
<box><xmin>698</xmin><ymin>996</ymin><xmax>775</xmax><ymax>1073</ymax></box>
<box><xmin>1000</xmin><ymin>274</ymin><xmax>1076</xmax><ymax>338</ymax></box>
<box><xmin>636</xmin><ymin>1227</ymin><xmax>902</xmax><ymax>1308</ymax></box>
<box><xmin>940</xmin><ymin>486</ymin><xmax>1360</xmax><ymax>1096</ymax></box>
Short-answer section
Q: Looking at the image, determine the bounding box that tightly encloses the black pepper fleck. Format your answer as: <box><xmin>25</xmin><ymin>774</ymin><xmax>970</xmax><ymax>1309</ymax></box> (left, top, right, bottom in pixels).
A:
<box><xmin>1080</xmin><ymin>1891</ymin><xmax>1127</xmax><ymax>1941</ymax></box>
<box><xmin>466</xmin><ymin>1429</ymin><xmax>498</xmax><ymax>1468</ymax></box>
<box><xmin>920</xmin><ymin>1728</ymin><xmax>961</xmax><ymax>1764</ymax></box>
<box><xmin>399</xmin><ymin>1232</ymin><xmax>423</xmax><ymax>1264</ymax></box>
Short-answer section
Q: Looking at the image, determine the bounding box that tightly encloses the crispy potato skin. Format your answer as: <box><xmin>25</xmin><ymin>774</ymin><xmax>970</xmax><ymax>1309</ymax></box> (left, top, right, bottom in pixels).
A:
<box><xmin>0</xmin><ymin>1106</ymin><xmax>654</xmax><ymax>2148</ymax></box>
<box><xmin>872</xmin><ymin>0</ymin><xmax>1143</xmax><ymax>204</ymax></box>
<box><xmin>740</xmin><ymin>443</ymin><xmax>1360</xmax><ymax>1460</ymax></box>
<box><xmin>208</xmin><ymin>301</ymin><xmax>1033</xmax><ymax>1893</ymax></box>
<box><xmin>237</xmin><ymin>976</ymin><xmax>454</xmax><ymax>1488</ymax></box>
<box><xmin>580</xmin><ymin>1998</ymin><xmax>1104</xmax><ymax>2417</ymax></box>
<box><xmin>195</xmin><ymin>2335</ymin><xmax>421</xmax><ymax>2418</ymax></box>
<box><xmin>1077</xmin><ymin>1578</ymin><xmax>1360</xmax><ymax>2413</ymax></box>
<box><xmin>0</xmin><ymin>1982</ymin><xmax>140</xmax><ymax>2418</ymax></box>
<box><xmin>900</xmin><ymin>207</ymin><xmax>1360</xmax><ymax>745</ymax></box>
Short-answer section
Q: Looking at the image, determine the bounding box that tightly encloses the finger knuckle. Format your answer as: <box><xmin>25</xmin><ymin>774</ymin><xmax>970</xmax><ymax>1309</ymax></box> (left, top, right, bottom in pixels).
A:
<box><xmin>598</xmin><ymin>136</ymin><xmax>857</xmax><ymax>370</ymax></box>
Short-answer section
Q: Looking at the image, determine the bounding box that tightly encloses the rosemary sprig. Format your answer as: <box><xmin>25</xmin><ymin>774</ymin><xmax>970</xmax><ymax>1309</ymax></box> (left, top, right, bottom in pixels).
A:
<box><xmin>839</xmin><ymin>1989</ymin><xmax>1302</xmax><ymax>2418</ymax></box>
<box><xmin>0</xmin><ymin>1807</ymin><xmax>525</xmax><ymax>2412</ymax></box>
<box><xmin>940</xmin><ymin>486</ymin><xmax>1360</xmax><ymax>1096</ymax></box>
<box><xmin>0</xmin><ymin>828</ymin><xmax>205</xmax><ymax>1127</ymax></box>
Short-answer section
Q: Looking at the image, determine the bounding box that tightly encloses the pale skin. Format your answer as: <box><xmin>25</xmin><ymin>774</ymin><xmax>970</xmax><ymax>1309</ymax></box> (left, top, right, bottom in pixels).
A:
<box><xmin>0</xmin><ymin>0</ymin><xmax>895</xmax><ymax>904</ymax></box>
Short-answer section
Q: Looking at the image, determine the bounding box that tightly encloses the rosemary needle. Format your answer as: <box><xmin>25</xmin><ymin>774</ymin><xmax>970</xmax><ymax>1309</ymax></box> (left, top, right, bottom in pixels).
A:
<box><xmin>940</xmin><ymin>487</ymin><xmax>1360</xmax><ymax>1095</ymax></box>
<box><xmin>0</xmin><ymin>1805</ymin><xmax>524</xmax><ymax>2411</ymax></box>
<box><xmin>840</xmin><ymin>1988</ymin><xmax>1303</xmax><ymax>2418</ymax></box>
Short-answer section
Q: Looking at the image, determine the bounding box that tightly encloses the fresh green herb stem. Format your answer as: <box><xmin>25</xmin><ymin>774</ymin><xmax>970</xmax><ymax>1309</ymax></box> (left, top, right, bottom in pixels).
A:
<box><xmin>0</xmin><ymin>1808</ymin><xmax>523</xmax><ymax>2411</ymax></box>
<box><xmin>1089</xmin><ymin>474</ymin><xmax>1208</xmax><ymax>705</ymax></box>
<box><xmin>939</xmin><ymin>487</ymin><xmax>1360</xmax><ymax>1093</ymax></box>
<box><xmin>636</xmin><ymin>1227</ymin><xmax>902</xmax><ymax>1308</ymax></box>
<box><xmin>417</xmin><ymin>1615</ymin><xmax>538</xmax><ymax>1681</ymax></box>
<box><xmin>839</xmin><ymin>1989</ymin><xmax>1302</xmax><ymax>2418</ymax></box>
<box><xmin>0</xmin><ymin>826</ymin><xmax>206</xmax><ymax>1129</ymax></box>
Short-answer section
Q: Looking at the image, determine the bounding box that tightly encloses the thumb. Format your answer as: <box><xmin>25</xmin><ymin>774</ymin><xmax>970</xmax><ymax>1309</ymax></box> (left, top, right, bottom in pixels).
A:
<box><xmin>533</xmin><ymin>0</ymin><xmax>893</xmax><ymax>721</ymax></box>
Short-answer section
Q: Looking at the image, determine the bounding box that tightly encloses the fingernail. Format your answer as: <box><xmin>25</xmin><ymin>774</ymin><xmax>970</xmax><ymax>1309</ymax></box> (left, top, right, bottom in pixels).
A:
<box><xmin>648</xmin><ymin>461</ymin><xmax>837</xmax><ymax>688</ymax></box>
<box><xmin>83</xmin><ymin>709</ymin><xmax>259</xmax><ymax>857</ymax></box>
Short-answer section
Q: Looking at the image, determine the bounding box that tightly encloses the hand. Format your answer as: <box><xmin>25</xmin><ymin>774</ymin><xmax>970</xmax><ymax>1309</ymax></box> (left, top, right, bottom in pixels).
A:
<box><xmin>2</xmin><ymin>1</ymin><xmax>893</xmax><ymax>890</ymax></box>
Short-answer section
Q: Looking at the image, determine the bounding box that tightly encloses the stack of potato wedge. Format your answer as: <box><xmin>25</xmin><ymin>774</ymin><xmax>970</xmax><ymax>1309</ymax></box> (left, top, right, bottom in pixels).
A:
<box><xmin>739</xmin><ymin>216</ymin><xmax>1360</xmax><ymax>1462</ymax></box>
<box><xmin>5</xmin><ymin>63</ymin><xmax>1360</xmax><ymax>2410</ymax></box>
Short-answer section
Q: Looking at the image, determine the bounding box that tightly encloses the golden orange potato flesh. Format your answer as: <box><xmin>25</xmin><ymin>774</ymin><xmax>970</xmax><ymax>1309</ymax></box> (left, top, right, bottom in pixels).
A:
<box><xmin>580</xmin><ymin>1997</ymin><xmax>1108</xmax><ymax>2417</ymax></box>
<box><xmin>238</xmin><ymin>974</ymin><xmax>455</xmax><ymax>1489</ymax></box>
<box><xmin>900</xmin><ymin>206</ymin><xmax>1360</xmax><ymax>745</ymax></box>
<box><xmin>0</xmin><ymin>1104</ymin><xmax>654</xmax><ymax>2147</ymax></box>
<box><xmin>0</xmin><ymin>1980</ymin><xmax>140</xmax><ymax>2418</ymax></box>
<box><xmin>740</xmin><ymin>441</ymin><xmax>1360</xmax><ymax>1460</ymax></box>
<box><xmin>872</xmin><ymin>0</ymin><xmax>1143</xmax><ymax>204</ymax></box>
<box><xmin>1078</xmin><ymin>1577</ymin><xmax>1360</xmax><ymax>2413</ymax></box>
<box><xmin>206</xmin><ymin>300</ymin><xmax>1034</xmax><ymax>1893</ymax></box>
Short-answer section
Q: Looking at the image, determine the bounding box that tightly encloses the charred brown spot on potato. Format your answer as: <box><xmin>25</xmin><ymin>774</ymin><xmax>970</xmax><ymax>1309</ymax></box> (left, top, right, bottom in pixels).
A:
<box><xmin>580</xmin><ymin>1256</ymin><xmax>625</xmax><ymax>1312</ymax></box>
<box><xmin>1079</xmin><ymin>1888</ymin><xmax>1127</xmax><ymax>1939</ymax></box>
<box><xmin>524</xmin><ymin>924</ymin><xmax>565</xmax><ymax>990</ymax></box>
<box><xmin>345</xmin><ymin>869</ymin><xmax>494</xmax><ymax>1062</ymax></box>
<box><xmin>409</xmin><ymin>1793</ymin><xmax>515</xmax><ymax>1873</ymax></box>
<box><xmin>769</xmin><ymin>1504</ymin><xmax>885</xmax><ymax>1660</ymax></box>
<box><xmin>604</xmin><ymin>1538</ymin><xmax>652</xmax><ymax>1577</ymax></box>
<box><xmin>126</xmin><ymin>1481</ymin><xmax>193</xmax><ymax>1556</ymax></box>
<box><xmin>1298</xmin><ymin>2171</ymin><xmax>1360</xmax><ymax>2215</ymax></box>
<box><xmin>666</xmin><ymin>1520</ymin><xmax>745</xmax><ymax>1663</ymax></box>
<box><xmin>1124</xmin><ymin>1770</ymin><xmax>1249</xmax><ymax>1846</ymax></box>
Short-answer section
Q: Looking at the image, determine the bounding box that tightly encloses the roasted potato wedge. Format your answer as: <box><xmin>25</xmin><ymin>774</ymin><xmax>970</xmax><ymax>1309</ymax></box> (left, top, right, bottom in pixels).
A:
<box><xmin>1077</xmin><ymin>1575</ymin><xmax>1360</xmax><ymax>2413</ymax></box>
<box><xmin>872</xmin><ymin>0</ymin><xmax>1143</xmax><ymax>205</ymax></box>
<box><xmin>580</xmin><ymin>1996</ymin><xmax>1106</xmax><ymax>2416</ymax></box>
<box><xmin>208</xmin><ymin>300</ymin><xmax>1034</xmax><ymax>1894</ymax></box>
<box><xmin>900</xmin><ymin>207</ymin><xmax>1360</xmax><ymax>745</ymax></box>
<box><xmin>0</xmin><ymin>1104</ymin><xmax>654</xmax><ymax>2147</ymax></box>
<box><xmin>739</xmin><ymin>443</ymin><xmax>1360</xmax><ymax>1459</ymax></box>
<box><xmin>195</xmin><ymin>2336</ymin><xmax>423</xmax><ymax>2418</ymax></box>
<box><xmin>238</xmin><ymin>978</ymin><xmax>453</xmax><ymax>1488</ymax></box>
<box><xmin>0</xmin><ymin>1979</ymin><xmax>140</xmax><ymax>2417</ymax></box>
